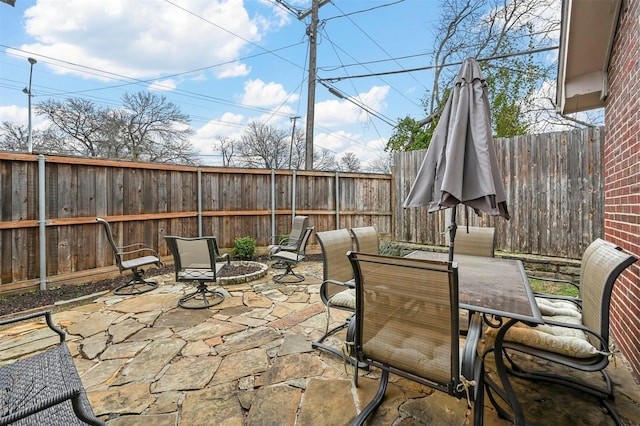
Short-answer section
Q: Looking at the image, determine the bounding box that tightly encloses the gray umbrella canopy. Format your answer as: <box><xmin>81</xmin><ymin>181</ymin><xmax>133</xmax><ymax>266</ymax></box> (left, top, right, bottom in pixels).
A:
<box><xmin>403</xmin><ymin>58</ymin><xmax>509</xmax><ymax>260</ymax></box>
<box><xmin>404</xmin><ymin>57</ymin><xmax>510</xmax><ymax>219</ymax></box>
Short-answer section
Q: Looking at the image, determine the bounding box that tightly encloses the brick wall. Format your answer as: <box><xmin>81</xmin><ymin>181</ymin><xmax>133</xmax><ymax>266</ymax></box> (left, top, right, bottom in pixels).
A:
<box><xmin>604</xmin><ymin>0</ymin><xmax>640</xmax><ymax>379</ymax></box>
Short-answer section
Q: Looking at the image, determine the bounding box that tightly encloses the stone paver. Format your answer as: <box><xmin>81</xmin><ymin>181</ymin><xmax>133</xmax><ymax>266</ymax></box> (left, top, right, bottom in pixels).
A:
<box><xmin>1</xmin><ymin>260</ymin><xmax>639</xmax><ymax>425</ymax></box>
<box><xmin>152</xmin><ymin>355</ymin><xmax>220</xmax><ymax>392</ymax></box>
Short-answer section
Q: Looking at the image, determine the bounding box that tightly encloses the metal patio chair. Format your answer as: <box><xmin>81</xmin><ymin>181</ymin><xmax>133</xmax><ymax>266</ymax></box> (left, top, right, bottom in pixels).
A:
<box><xmin>348</xmin><ymin>252</ymin><xmax>484</xmax><ymax>426</ymax></box>
<box><xmin>350</xmin><ymin>226</ymin><xmax>379</xmax><ymax>254</ymax></box>
<box><xmin>312</xmin><ymin>229</ymin><xmax>361</xmax><ymax>364</ymax></box>
<box><xmin>485</xmin><ymin>241</ymin><xmax>637</xmax><ymax>425</ymax></box>
<box><xmin>271</xmin><ymin>227</ymin><xmax>314</xmax><ymax>283</ymax></box>
<box><xmin>453</xmin><ymin>226</ymin><xmax>496</xmax><ymax>257</ymax></box>
<box><xmin>164</xmin><ymin>236</ymin><xmax>231</xmax><ymax>309</ymax></box>
<box><xmin>96</xmin><ymin>217</ymin><xmax>162</xmax><ymax>295</ymax></box>
<box><xmin>268</xmin><ymin>215</ymin><xmax>309</xmax><ymax>268</ymax></box>
<box><xmin>528</xmin><ymin>237</ymin><xmax>618</xmax><ymax>298</ymax></box>
<box><xmin>451</xmin><ymin>225</ymin><xmax>496</xmax><ymax>332</ymax></box>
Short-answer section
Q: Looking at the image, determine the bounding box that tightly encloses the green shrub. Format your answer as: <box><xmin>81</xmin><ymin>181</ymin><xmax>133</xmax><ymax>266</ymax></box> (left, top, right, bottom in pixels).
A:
<box><xmin>234</xmin><ymin>236</ymin><xmax>256</xmax><ymax>260</ymax></box>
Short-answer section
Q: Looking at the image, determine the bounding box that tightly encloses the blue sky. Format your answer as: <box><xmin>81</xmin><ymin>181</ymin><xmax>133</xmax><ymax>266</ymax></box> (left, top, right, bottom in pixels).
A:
<box><xmin>1</xmin><ymin>0</ymin><xmax>447</xmax><ymax>168</ymax></box>
<box><xmin>2</xmin><ymin>0</ymin><xmax>571</xmax><ymax>169</ymax></box>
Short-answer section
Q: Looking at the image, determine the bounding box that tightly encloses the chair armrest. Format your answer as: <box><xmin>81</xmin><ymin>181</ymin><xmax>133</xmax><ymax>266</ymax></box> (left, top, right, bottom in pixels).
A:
<box><xmin>219</xmin><ymin>252</ymin><xmax>231</xmax><ymax>266</ymax></box>
<box><xmin>117</xmin><ymin>243</ymin><xmax>160</xmax><ymax>258</ymax></box>
<box><xmin>0</xmin><ymin>310</ymin><xmax>65</xmax><ymax>343</ymax></box>
<box><xmin>323</xmin><ymin>278</ymin><xmax>355</xmax><ymax>289</ymax></box>
<box><xmin>279</xmin><ymin>235</ymin><xmax>291</xmax><ymax>245</ymax></box>
<box><xmin>461</xmin><ymin>312</ymin><xmax>483</xmax><ymax>380</ymax></box>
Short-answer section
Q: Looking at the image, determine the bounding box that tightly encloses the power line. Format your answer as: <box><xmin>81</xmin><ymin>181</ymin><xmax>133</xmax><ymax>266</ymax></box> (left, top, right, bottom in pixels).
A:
<box><xmin>1</xmin><ymin>45</ymin><xmax>299</xmax><ymax>120</ymax></box>
<box><xmin>324</xmin><ymin>0</ymin><xmax>406</xmax><ymax>22</ymax></box>
<box><xmin>320</xmin><ymin>46</ymin><xmax>559</xmax><ymax>82</ymax></box>
<box><xmin>319</xmin><ymin>81</ymin><xmax>396</xmax><ymax>127</ymax></box>
<box><xmin>327</xmin><ymin>1</ymin><xmax>425</xmax><ymax>91</ymax></box>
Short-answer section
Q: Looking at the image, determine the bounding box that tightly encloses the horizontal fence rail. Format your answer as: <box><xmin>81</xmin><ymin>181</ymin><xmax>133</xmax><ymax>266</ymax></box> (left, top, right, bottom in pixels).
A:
<box><xmin>0</xmin><ymin>127</ymin><xmax>603</xmax><ymax>292</ymax></box>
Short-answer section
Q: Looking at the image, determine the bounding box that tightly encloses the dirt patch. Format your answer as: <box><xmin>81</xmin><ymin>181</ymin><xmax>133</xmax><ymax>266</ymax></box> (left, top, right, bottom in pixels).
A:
<box><xmin>0</xmin><ymin>254</ymin><xmax>321</xmax><ymax>317</ymax></box>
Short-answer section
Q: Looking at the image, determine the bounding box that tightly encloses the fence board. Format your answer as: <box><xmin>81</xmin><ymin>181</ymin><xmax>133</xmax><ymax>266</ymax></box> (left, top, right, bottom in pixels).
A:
<box><xmin>393</xmin><ymin>127</ymin><xmax>604</xmax><ymax>258</ymax></box>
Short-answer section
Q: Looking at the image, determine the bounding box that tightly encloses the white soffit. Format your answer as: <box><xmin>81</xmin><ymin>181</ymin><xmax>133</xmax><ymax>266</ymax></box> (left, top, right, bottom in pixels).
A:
<box><xmin>557</xmin><ymin>0</ymin><xmax>622</xmax><ymax>114</ymax></box>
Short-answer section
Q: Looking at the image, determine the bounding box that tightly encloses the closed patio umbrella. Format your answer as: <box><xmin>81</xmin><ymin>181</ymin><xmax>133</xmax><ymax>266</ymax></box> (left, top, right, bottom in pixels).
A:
<box><xmin>403</xmin><ymin>57</ymin><xmax>510</xmax><ymax>261</ymax></box>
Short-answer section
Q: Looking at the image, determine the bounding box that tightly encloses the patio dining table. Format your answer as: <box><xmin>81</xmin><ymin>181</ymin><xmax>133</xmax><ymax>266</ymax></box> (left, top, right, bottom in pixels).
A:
<box><xmin>405</xmin><ymin>251</ymin><xmax>543</xmax><ymax>425</ymax></box>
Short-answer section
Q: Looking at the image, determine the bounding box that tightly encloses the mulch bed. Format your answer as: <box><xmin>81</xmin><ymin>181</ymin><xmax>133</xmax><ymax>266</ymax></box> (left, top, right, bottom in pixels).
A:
<box><xmin>0</xmin><ymin>254</ymin><xmax>322</xmax><ymax>317</ymax></box>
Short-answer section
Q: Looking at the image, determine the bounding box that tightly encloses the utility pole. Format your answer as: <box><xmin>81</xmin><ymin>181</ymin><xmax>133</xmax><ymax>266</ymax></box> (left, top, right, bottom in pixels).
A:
<box><xmin>275</xmin><ymin>0</ymin><xmax>330</xmax><ymax>170</ymax></box>
<box><xmin>288</xmin><ymin>115</ymin><xmax>300</xmax><ymax>169</ymax></box>
<box><xmin>303</xmin><ymin>0</ymin><xmax>319</xmax><ymax>170</ymax></box>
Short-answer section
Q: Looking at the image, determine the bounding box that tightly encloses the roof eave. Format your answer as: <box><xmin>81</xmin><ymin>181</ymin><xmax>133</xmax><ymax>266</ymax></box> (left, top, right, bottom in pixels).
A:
<box><xmin>556</xmin><ymin>0</ymin><xmax>622</xmax><ymax>114</ymax></box>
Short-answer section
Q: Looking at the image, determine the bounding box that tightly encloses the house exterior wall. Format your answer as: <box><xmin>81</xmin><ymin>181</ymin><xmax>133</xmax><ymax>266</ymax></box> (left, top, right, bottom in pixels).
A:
<box><xmin>604</xmin><ymin>0</ymin><xmax>640</xmax><ymax>380</ymax></box>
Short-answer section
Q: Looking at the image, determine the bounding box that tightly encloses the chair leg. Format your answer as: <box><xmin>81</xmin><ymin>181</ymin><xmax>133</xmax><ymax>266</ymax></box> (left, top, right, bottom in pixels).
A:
<box><xmin>312</xmin><ymin>317</ymin><xmax>369</xmax><ymax>369</ymax></box>
<box><xmin>503</xmin><ymin>349</ymin><xmax>613</xmax><ymax>399</ymax></box>
<box><xmin>270</xmin><ymin>260</ymin><xmax>288</xmax><ymax>269</ymax></box>
<box><xmin>178</xmin><ymin>282</ymin><xmax>225</xmax><ymax>309</ymax></box>
<box><xmin>273</xmin><ymin>262</ymin><xmax>305</xmax><ymax>283</ymax></box>
<box><xmin>114</xmin><ymin>268</ymin><xmax>159</xmax><ymax>295</ymax></box>
<box><xmin>352</xmin><ymin>369</ymin><xmax>389</xmax><ymax>426</ymax></box>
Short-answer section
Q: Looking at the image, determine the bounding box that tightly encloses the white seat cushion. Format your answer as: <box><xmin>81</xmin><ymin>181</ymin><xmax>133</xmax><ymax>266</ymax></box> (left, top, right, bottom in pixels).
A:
<box><xmin>535</xmin><ymin>297</ymin><xmax>581</xmax><ymax>318</ymax></box>
<box><xmin>329</xmin><ymin>288</ymin><xmax>356</xmax><ymax>309</ymax></box>
<box><xmin>487</xmin><ymin>313</ymin><xmax>602</xmax><ymax>358</ymax></box>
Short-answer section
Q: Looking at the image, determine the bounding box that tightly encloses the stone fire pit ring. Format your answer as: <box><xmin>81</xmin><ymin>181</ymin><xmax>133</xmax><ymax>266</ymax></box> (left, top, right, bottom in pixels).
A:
<box><xmin>218</xmin><ymin>261</ymin><xmax>268</xmax><ymax>285</ymax></box>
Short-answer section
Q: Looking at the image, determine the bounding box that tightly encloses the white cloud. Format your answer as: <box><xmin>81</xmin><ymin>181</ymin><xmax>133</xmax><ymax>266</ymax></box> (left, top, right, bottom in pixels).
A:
<box><xmin>192</xmin><ymin>112</ymin><xmax>245</xmax><ymax>162</ymax></box>
<box><xmin>241</xmin><ymin>79</ymin><xmax>298</xmax><ymax>107</ymax></box>
<box><xmin>195</xmin><ymin>112</ymin><xmax>245</xmax><ymax>140</ymax></box>
<box><xmin>21</xmin><ymin>0</ymin><xmax>262</xmax><ymax>81</ymax></box>
<box><xmin>0</xmin><ymin>105</ymin><xmax>27</xmax><ymax>124</ymax></box>
<box><xmin>149</xmin><ymin>79</ymin><xmax>177</xmax><ymax>92</ymax></box>
<box><xmin>0</xmin><ymin>105</ymin><xmax>49</xmax><ymax>131</ymax></box>
<box><xmin>315</xmin><ymin>130</ymin><xmax>387</xmax><ymax>170</ymax></box>
<box><xmin>315</xmin><ymin>85</ymin><xmax>389</xmax><ymax>128</ymax></box>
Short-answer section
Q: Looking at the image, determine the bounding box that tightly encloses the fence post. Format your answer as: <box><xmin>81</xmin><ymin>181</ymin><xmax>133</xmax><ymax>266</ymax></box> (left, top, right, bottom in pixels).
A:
<box><xmin>291</xmin><ymin>170</ymin><xmax>297</xmax><ymax>226</ymax></box>
<box><xmin>335</xmin><ymin>172</ymin><xmax>340</xmax><ymax>228</ymax></box>
<box><xmin>197</xmin><ymin>167</ymin><xmax>202</xmax><ymax>237</ymax></box>
<box><xmin>271</xmin><ymin>169</ymin><xmax>276</xmax><ymax>244</ymax></box>
<box><xmin>38</xmin><ymin>154</ymin><xmax>48</xmax><ymax>290</ymax></box>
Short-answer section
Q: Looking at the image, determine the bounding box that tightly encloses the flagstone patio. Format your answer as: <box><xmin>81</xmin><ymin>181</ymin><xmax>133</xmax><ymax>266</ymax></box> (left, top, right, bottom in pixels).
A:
<box><xmin>1</xmin><ymin>260</ymin><xmax>639</xmax><ymax>425</ymax></box>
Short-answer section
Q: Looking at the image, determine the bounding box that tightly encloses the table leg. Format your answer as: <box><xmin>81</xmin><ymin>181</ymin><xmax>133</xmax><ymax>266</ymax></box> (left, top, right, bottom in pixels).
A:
<box><xmin>486</xmin><ymin>318</ymin><xmax>527</xmax><ymax>425</ymax></box>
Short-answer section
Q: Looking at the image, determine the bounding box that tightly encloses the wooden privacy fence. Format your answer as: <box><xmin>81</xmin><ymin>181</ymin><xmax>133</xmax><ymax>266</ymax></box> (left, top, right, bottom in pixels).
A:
<box><xmin>0</xmin><ymin>127</ymin><xmax>603</xmax><ymax>293</ymax></box>
<box><xmin>394</xmin><ymin>127</ymin><xmax>604</xmax><ymax>258</ymax></box>
<box><xmin>0</xmin><ymin>153</ymin><xmax>391</xmax><ymax>293</ymax></box>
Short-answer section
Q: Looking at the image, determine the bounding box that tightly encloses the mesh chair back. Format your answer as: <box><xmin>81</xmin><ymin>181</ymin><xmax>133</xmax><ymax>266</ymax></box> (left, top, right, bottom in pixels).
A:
<box><xmin>580</xmin><ymin>243</ymin><xmax>637</xmax><ymax>344</ymax></box>
<box><xmin>287</xmin><ymin>216</ymin><xmax>309</xmax><ymax>247</ymax></box>
<box><xmin>316</xmin><ymin>229</ymin><xmax>354</xmax><ymax>303</ymax></box>
<box><xmin>350</xmin><ymin>226</ymin><xmax>380</xmax><ymax>254</ymax></box>
<box><xmin>453</xmin><ymin>226</ymin><xmax>495</xmax><ymax>257</ymax></box>
<box><xmin>349</xmin><ymin>252</ymin><xmax>459</xmax><ymax>388</ymax></box>
<box><xmin>165</xmin><ymin>236</ymin><xmax>223</xmax><ymax>282</ymax></box>
<box><xmin>295</xmin><ymin>227</ymin><xmax>314</xmax><ymax>258</ymax></box>
<box><xmin>579</xmin><ymin>238</ymin><xmax>618</xmax><ymax>287</ymax></box>
<box><xmin>97</xmin><ymin>217</ymin><xmax>125</xmax><ymax>271</ymax></box>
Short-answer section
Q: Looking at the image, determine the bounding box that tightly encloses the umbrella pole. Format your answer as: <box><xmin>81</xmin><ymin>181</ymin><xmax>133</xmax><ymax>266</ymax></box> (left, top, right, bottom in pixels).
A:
<box><xmin>448</xmin><ymin>207</ymin><xmax>457</xmax><ymax>262</ymax></box>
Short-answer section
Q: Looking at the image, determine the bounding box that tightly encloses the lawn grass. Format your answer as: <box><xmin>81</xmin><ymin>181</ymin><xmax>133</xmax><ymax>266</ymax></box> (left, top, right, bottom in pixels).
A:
<box><xmin>528</xmin><ymin>277</ymin><xmax>580</xmax><ymax>297</ymax></box>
